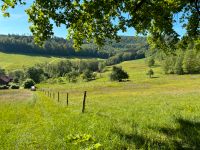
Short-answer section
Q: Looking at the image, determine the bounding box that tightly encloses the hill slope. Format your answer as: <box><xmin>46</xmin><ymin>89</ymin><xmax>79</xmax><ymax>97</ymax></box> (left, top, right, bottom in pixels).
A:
<box><xmin>0</xmin><ymin>52</ymin><xmax>100</xmax><ymax>70</ymax></box>
<box><xmin>1</xmin><ymin>59</ymin><xmax>200</xmax><ymax>149</ymax></box>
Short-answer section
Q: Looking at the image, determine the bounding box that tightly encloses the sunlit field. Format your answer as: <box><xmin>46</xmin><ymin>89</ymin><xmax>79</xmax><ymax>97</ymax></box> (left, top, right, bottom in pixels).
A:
<box><xmin>1</xmin><ymin>59</ymin><xmax>200</xmax><ymax>149</ymax></box>
<box><xmin>0</xmin><ymin>52</ymin><xmax>100</xmax><ymax>70</ymax></box>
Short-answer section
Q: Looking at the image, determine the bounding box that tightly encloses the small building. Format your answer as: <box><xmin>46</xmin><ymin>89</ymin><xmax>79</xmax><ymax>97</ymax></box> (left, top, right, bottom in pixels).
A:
<box><xmin>0</xmin><ymin>76</ymin><xmax>13</xmax><ymax>85</ymax></box>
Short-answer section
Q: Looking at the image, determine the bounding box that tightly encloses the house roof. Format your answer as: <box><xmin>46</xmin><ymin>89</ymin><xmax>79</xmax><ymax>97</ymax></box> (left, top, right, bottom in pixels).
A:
<box><xmin>0</xmin><ymin>75</ymin><xmax>12</xmax><ymax>83</ymax></box>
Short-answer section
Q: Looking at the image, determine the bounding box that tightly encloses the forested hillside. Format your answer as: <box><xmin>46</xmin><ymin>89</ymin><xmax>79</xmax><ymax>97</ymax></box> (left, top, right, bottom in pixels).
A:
<box><xmin>0</xmin><ymin>34</ymin><xmax>148</xmax><ymax>59</ymax></box>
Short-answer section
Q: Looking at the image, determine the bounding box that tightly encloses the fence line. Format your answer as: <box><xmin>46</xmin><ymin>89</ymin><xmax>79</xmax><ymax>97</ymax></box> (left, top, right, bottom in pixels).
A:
<box><xmin>40</xmin><ymin>88</ymin><xmax>87</xmax><ymax>113</ymax></box>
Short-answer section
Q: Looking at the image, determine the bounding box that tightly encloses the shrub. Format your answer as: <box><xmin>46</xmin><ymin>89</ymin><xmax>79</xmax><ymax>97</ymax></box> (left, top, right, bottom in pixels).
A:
<box><xmin>78</xmin><ymin>61</ymin><xmax>88</xmax><ymax>73</ymax></box>
<box><xmin>182</xmin><ymin>50</ymin><xmax>200</xmax><ymax>74</ymax></box>
<box><xmin>9</xmin><ymin>69</ymin><xmax>24</xmax><ymax>83</ymax></box>
<box><xmin>162</xmin><ymin>56</ymin><xmax>176</xmax><ymax>74</ymax></box>
<box><xmin>82</xmin><ymin>69</ymin><xmax>95</xmax><ymax>81</ymax></box>
<box><xmin>0</xmin><ymin>67</ymin><xmax>6</xmax><ymax>76</ymax></box>
<box><xmin>0</xmin><ymin>85</ymin><xmax>9</xmax><ymax>90</ymax></box>
<box><xmin>147</xmin><ymin>57</ymin><xmax>155</xmax><ymax>67</ymax></box>
<box><xmin>147</xmin><ymin>69</ymin><xmax>154</xmax><ymax>78</ymax></box>
<box><xmin>57</xmin><ymin>77</ymin><xmax>65</xmax><ymax>84</ymax></box>
<box><xmin>56</xmin><ymin>60</ymin><xmax>72</xmax><ymax>76</ymax></box>
<box><xmin>110</xmin><ymin>66</ymin><xmax>129</xmax><ymax>82</ymax></box>
<box><xmin>98</xmin><ymin>62</ymin><xmax>106</xmax><ymax>73</ymax></box>
<box><xmin>92</xmin><ymin>72</ymin><xmax>97</xmax><ymax>80</ymax></box>
<box><xmin>23</xmin><ymin>79</ymin><xmax>35</xmax><ymax>89</ymax></box>
<box><xmin>26</xmin><ymin>67</ymin><xmax>44</xmax><ymax>83</ymax></box>
<box><xmin>66</xmin><ymin>70</ymin><xmax>79</xmax><ymax>83</ymax></box>
<box><xmin>87</xmin><ymin>60</ymin><xmax>99</xmax><ymax>72</ymax></box>
<box><xmin>106</xmin><ymin>54</ymin><xmax>123</xmax><ymax>66</ymax></box>
<box><xmin>10</xmin><ymin>84</ymin><xmax>20</xmax><ymax>89</ymax></box>
<box><xmin>122</xmin><ymin>52</ymin><xmax>135</xmax><ymax>61</ymax></box>
<box><xmin>174</xmin><ymin>55</ymin><xmax>184</xmax><ymax>75</ymax></box>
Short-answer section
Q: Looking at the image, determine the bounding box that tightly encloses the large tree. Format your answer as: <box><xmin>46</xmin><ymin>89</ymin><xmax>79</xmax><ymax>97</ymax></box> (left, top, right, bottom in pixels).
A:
<box><xmin>1</xmin><ymin>0</ymin><xmax>199</xmax><ymax>50</ymax></box>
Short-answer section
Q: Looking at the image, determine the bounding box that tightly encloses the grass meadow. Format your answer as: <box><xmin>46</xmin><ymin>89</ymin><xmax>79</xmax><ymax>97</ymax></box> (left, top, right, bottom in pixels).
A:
<box><xmin>0</xmin><ymin>52</ymin><xmax>99</xmax><ymax>70</ymax></box>
<box><xmin>1</xmin><ymin>59</ymin><xmax>200</xmax><ymax>149</ymax></box>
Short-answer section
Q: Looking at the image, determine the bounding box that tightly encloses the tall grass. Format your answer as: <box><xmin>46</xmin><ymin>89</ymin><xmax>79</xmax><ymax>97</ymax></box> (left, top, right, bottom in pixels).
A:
<box><xmin>1</xmin><ymin>59</ymin><xmax>200</xmax><ymax>149</ymax></box>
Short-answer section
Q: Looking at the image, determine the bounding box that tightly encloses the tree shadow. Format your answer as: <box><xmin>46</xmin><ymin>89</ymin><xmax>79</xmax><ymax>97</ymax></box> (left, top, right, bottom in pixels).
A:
<box><xmin>119</xmin><ymin>79</ymin><xmax>130</xmax><ymax>82</ymax></box>
<box><xmin>158</xmin><ymin>118</ymin><xmax>200</xmax><ymax>149</ymax></box>
<box><xmin>151</xmin><ymin>76</ymin><xmax>159</xmax><ymax>78</ymax></box>
<box><xmin>111</xmin><ymin>118</ymin><xmax>200</xmax><ymax>149</ymax></box>
<box><xmin>111</xmin><ymin>125</ymin><xmax>170</xmax><ymax>149</ymax></box>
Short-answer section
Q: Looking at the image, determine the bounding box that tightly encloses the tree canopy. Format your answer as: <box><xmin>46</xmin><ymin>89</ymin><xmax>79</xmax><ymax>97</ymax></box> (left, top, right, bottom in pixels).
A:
<box><xmin>0</xmin><ymin>34</ymin><xmax>148</xmax><ymax>58</ymax></box>
<box><xmin>1</xmin><ymin>0</ymin><xmax>199</xmax><ymax>50</ymax></box>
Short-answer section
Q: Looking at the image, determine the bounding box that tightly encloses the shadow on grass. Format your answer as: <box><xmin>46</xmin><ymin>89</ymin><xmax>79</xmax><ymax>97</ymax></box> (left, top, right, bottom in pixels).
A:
<box><xmin>151</xmin><ymin>76</ymin><xmax>159</xmax><ymax>79</ymax></box>
<box><xmin>119</xmin><ymin>79</ymin><xmax>130</xmax><ymax>82</ymax></box>
<box><xmin>158</xmin><ymin>118</ymin><xmax>200</xmax><ymax>149</ymax></box>
<box><xmin>111</xmin><ymin>127</ymin><xmax>169</xmax><ymax>149</ymax></box>
<box><xmin>111</xmin><ymin>118</ymin><xmax>200</xmax><ymax>149</ymax></box>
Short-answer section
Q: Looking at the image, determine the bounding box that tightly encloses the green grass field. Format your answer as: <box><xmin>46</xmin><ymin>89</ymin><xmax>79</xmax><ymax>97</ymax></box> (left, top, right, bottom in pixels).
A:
<box><xmin>0</xmin><ymin>52</ymin><xmax>99</xmax><ymax>70</ymax></box>
<box><xmin>0</xmin><ymin>52</ymin><xmax>61</xmax><ymax>70</ymax></box>
<box><xmin>1</xmin><ymin>59</ymin><xmax>200</xmax><ymax>149</ymax></box>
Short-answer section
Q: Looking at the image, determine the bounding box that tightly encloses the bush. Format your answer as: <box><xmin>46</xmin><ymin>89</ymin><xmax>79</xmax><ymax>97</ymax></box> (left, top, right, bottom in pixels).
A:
<box><xmin>10</xmin><ymin>84</ymin><xmax>20</xmax><ymax>89</ymax></box>
<box><xmin>147</xmin><ymin>57</ymin><xmax>155</xmax><ymax>67</ymax></box>
<box><xmin>0</xmin><ymin>85</ymin><xmax>9</xmax><ymax>90</ymax></box>
<box><xmin>92</xmin><ymin>72</ymin><xmax>97</xmax><ymax>80</ymax></box>
<box><xmin>146</xmin><ymin>69</ymin><xmax>154</xmax><ymax>78</ymax></box>
<box><xmin>66</xmin><ymin>70</ymin><xmax>79</xmax><ymax>83</ymax></box>
<box><xmin>106</xmin><ymin>52</ymin><xmax>137</xmax><ymax>66</ymax></box>
<box><xmin>98</xmin><ymin>62</ymin><xmax>106</xmax><ymax>73</ymax></box>
<box><xmin>106</xmin><ymin>54</ymin><xmax>123</xmax><ymax>66</ymax></box>
<box><xmin>82</xmin><ymin>69</ymin><xmax>95</xmax><ymax>81</ymax></box>
<box><xmin>0</xmin><ymin>67</ymin><xmax>6</xmax><ymax>76</ymax></box>
<box><xmin>26</xmin><ymin>67</ymin><xmax>44</xmax><ymax>83</ymax></box>
<box><xmin>23</xmin><ymin>79</ymin><xmax>35</xmax><ymax>89</ymax></box>
<box><xmin>183</xmin><ymin>50</ymin><xmax>200</xmax><ymax>74</ymax></box>
<box><xmin>162</xmin><ymin>56</ymin><xmax>176</xmax><ymax>74</ymax></box>
<box><xmin>9</xmin><ymin>69</ymin><xmax>24</xmax><ymax>83</ymax></box>
<box><xmin>57</xmin><ymin>77</ymin><xmax>65</xmax><ymax>84</ymax></box>
<box><xmin>110</xmin><ymin>66</ymin><xmax>129</xmax><ymax>82</ymax></box>
<box><xmin>87</xmin><ymin>60</ymin><xmax>99</xmax><ymax>72</ymax></box>
<box><xmin>174</xmin><ymin>55</ymin><xmax>184</xmax><ymax>75</ymax></box>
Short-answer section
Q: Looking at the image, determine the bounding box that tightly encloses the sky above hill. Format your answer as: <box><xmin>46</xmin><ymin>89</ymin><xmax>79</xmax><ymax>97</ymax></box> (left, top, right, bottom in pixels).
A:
<box><xmin>0</xmin><ymin>2</ymin><xmax>186</xmax><ymax>38</ymax></box>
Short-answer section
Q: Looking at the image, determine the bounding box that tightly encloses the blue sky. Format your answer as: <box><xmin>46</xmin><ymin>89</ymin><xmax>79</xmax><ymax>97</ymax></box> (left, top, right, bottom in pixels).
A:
<box><xmin>0</xmin><ymin>2</ymin><xmax>186</xmax><ymax>38</ymax></box>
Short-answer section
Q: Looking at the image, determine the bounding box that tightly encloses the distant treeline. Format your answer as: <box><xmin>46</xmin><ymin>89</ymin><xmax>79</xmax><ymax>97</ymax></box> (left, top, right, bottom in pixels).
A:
<box><xmin>106</xmin><ymin>52</ymin><xmax>145</xmax><ymax>66</ymax></box>
<box><xmin>0</xmin><ymin>34</ymin><xmax>148</xmax><ymax>59</ymax></box>
<box><xmin>6</xmin><ymin>59</ymin><xmax>106</xmax><ymax>85</ymax></box>
<box><xmin>0</xmin><ymin>35</ymin><xmax>110</xmax><ymax>58</ymax></box>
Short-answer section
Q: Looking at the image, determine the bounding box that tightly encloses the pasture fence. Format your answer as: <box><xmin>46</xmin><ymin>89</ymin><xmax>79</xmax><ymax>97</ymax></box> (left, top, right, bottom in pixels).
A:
<box><xmin>39</xmin><ymin>88</ymin><xmax>87</xmax><ymax>113</ymax></box>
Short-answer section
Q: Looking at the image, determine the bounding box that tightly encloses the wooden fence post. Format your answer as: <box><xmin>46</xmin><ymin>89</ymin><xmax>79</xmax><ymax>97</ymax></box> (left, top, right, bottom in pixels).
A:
<box><xmin>58</xmin><ymin>92</ymin><xmax>60</xmax><ymax>102</ymax></box>
<box><xmin>82</xmin><ymin>91</ymin><xmax>87</xmax><ymax>113</ymax></box>
<box><xmin>67</xmin><ymin>93</ymin><xmax>69</xmax><ymax>106</ymax></box>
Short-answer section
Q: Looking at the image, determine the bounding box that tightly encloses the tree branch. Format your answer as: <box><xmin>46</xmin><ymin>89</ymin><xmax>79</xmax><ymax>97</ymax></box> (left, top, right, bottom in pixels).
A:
<box><xmin>133</xmin><ymin>0</ymin><xmax>147</xmax><ymax>12</ymax></box>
